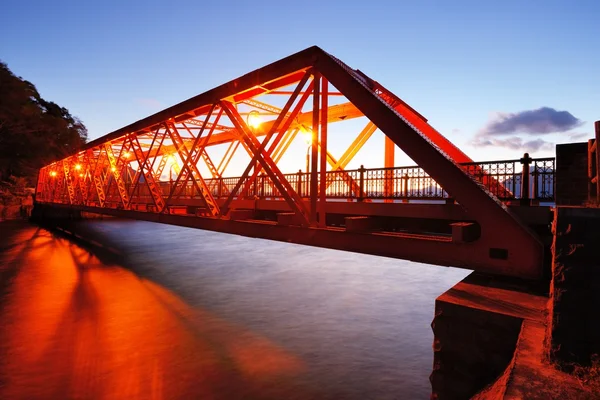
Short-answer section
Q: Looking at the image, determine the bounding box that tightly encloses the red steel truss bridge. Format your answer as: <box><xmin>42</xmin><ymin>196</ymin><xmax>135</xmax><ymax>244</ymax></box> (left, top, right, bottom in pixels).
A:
<box><xmin>35</xmin><ymin>46</ymin><xmax>555</xmax><ymax>279</ymax></box>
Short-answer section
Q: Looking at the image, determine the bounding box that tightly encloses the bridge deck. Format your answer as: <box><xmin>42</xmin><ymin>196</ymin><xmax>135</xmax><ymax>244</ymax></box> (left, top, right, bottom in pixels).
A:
<box><xmin>35</xmin><ymin>46</ymin><xmax>549</xmax><ymax>279</ymax></box>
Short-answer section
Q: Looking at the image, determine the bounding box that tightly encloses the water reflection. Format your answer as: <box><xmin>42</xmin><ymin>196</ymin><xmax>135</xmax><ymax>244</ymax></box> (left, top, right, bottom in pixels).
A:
<box><xmin>0</xmin><ymin>223</ymin><xmax>306</xmax><ymax>400</ymax></box>
<box><xmin>0</xmin><ymin>220</ymin><xmax>471</xmax><ymax>399</ymax></box>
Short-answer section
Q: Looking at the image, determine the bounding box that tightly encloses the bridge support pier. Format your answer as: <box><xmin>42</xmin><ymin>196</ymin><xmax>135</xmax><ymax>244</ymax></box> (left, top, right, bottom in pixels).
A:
<box><xmin>546</xmin><ymin>207</ymin><xmax>600</xmax><ymax>367</ymax></box>
<box><xmin>431</xmin><ymin>206</ymin><xmax>600</xmax><ymax>399</ymax></box>
<box><xmin>429</xmin><ymin>273</ymin><xmax>546</xmax><ymax>399</ymax></box>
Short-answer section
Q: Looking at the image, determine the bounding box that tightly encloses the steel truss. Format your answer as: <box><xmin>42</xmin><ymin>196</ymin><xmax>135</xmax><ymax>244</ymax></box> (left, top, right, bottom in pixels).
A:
<box><xmin>36</xmin><ymin>46</ymin><xmax>544</xmax><ymax>279</ymax></box>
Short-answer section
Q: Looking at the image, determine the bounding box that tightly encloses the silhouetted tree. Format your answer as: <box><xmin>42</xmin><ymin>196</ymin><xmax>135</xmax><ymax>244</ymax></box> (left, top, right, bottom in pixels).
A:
<box><xmin>0</xmin><ymin>61</ymin><xmax>87</xmax><ymax>185</ymax></box>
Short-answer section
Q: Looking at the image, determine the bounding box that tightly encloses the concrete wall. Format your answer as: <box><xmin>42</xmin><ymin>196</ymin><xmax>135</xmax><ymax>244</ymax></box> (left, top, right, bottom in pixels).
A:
<box><xmin>555</xmin><ymin>142</ymin><xmax>588</xmax><ymax>206</ymax></box>
<box><xmin>547</xmin><ymin>207</ymin><xmax>600</xmax><ymax>366</ymax></box>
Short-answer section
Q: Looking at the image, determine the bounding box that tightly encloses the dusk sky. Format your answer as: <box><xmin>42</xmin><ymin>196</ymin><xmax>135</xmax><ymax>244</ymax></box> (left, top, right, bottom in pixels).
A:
<box><xmin>1</xmin><ymin>0</ymin><xmax>599</xmax><ymax>171</ymax></box>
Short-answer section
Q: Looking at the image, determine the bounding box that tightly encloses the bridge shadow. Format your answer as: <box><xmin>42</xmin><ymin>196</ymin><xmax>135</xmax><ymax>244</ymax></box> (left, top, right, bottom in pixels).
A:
<box><xmin>0</xmin><ymin>221</ymin><xmax>320</xmax><ymax>400</ymax></box>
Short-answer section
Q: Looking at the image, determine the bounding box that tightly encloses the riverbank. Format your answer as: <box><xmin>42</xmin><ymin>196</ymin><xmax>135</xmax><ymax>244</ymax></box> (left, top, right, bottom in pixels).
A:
<box><xmin>0</xmin><ymin>181</ymin><xmax>33</xmax><ymax>221</ymax></box>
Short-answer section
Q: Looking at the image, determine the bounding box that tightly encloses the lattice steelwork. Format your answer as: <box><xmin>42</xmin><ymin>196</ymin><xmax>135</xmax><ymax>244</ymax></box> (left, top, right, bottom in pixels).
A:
<box><xmin>36</xmin><ymin>46</ymin><xmax>547</xmax><ymax>279</ymax></box>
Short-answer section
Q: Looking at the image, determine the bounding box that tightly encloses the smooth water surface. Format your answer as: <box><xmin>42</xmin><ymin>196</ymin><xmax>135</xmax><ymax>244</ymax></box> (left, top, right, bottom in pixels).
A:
<box><xmin>0</xmin><ymin>220</ymin><xmax>470</xmax><ymax>399</ymax></box>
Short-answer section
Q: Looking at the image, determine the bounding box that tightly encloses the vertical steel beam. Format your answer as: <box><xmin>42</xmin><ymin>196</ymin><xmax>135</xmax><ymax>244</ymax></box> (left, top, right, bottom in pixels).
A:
<box><xmin>384</xmin><ymin>136</ymin><xmax>395</xmax><ymax>201</ymax></box>
<box><xmin>310</xmin><ymin>73</ymin><xmax>321</xmax><ymax>224</ymax></box>
<box><xmin>318</xmin><ymin>78</ymin><xmax>328</xmax><ymax>228</ymax></box>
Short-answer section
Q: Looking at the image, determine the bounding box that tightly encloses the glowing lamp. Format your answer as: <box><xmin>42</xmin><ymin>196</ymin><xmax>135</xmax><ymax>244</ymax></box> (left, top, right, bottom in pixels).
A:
<box><xmin>247</xmin><ymin>110</ymin><xmax>262</xmax><ymax>130</ymax></box>
<box><xmin>75</xmin><ymin>164</ymin><xmax>82</xmax><ymax>170</ymax></box>
<box><xmin>123</xmin><ymin>151</ymin><xmax>131</xmax><ymax>158</ymax></box>
<box><xmin>49</xmin><ymin>171</ymin><xmax>57</xmax><ymax>177</ymax></box>
<box><xmin>300</xmin><ymin>125</ymin><xmax>313</xmax><ymax>145</ymax></box>
<box><xmin>111</xmin><ymin>167</ymin><xmax>116</xmax><ymax>172</ymax></box>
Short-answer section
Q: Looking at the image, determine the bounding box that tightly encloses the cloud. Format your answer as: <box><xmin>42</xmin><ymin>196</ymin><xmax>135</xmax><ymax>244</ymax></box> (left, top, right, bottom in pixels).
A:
<box><xmin>480</xmin><ymin>107</ymin><xmax>582</xmax><ymax>136</ymax></box>
<box><xmin>567</xmin><ymin>132</ymin><xmax>588</xmax><ymax>141</ymax></box>
<box><xmin>471</xmin><ymin>136</ymin><xmax>553</xmax><ymax>153</ymax></box>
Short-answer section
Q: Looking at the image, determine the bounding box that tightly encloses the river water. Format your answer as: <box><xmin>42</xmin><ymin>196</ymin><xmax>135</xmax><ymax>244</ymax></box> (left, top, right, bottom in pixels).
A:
<box><xmin>0</xmin><ymin>220</ymin><xmax>470</xmax><ymax>399</ymax></box>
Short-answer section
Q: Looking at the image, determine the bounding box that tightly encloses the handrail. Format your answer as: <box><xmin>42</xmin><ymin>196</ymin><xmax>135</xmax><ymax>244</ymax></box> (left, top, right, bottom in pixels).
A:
<box><xmin>188</xmin><ymin>156</ymin><xmax>556</xmax><ymax>202</ymax></box>
<box><xmin>40</xmin><ymin>156</ymin><xmax>556</xmax><ymax>206</ymax></box>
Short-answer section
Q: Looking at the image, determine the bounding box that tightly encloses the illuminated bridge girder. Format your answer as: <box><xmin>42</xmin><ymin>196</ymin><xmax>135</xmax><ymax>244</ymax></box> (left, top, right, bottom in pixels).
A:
<box><xmin>36</xmin><ymin>46</ymin><xmax>546</xmax><ymax>279</ymax></box>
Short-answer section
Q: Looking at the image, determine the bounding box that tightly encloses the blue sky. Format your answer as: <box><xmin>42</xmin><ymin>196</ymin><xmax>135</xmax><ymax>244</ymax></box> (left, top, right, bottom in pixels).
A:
<box><xmin>1</xmin><ymin>0</ymin><xmax>599</xmax><ymax>172</ymax></box>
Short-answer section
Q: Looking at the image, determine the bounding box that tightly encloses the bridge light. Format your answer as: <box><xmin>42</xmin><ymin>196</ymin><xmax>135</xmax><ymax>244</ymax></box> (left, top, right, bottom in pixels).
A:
<box><xmin>111</xmin><ymin>167</ymin><xmax>116</xmax><ymax>172</ymax></box>
<box><xmin>79</xmin><ymin>174</ymin><xmax>84</xmax><ymax>178</ymax></box>
<box><xmin>49</xmin><ymin>171</ymin><xmax>57</xmax><ymax>177</ymax></box>
<box><xmin>123</xmin><ymin>151</ymin><xmax>131</xmax><ymax>158</ymax></box>
<box><xmin>75</xmin><ymin>164</ymin><xmax>82</xmax><ymax>170</ymax></box>
<box><xmin>247</xmin><ymin>110</ymin><xmax>262</xmax><ymax>130</ymax></box>
<box><xmin>166</xmin><ymin>154</ymin><xmax>177</xmax><ymax>164</ymax></box>
<box><xmin>300</xmin><ymin>125</ymin><xmax>313</xmax><ymax>145</ymax></box>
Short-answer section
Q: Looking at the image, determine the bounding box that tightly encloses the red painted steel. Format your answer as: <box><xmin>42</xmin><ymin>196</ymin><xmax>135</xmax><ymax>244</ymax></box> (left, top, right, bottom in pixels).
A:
<box><xmin>36</xmin><ymin>46</ymin><xmax>546</xmax><ymax>279</ymax></box>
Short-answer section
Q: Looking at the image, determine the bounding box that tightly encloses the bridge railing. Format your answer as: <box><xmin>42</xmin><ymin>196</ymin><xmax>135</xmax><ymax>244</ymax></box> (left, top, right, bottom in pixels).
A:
<box><xmin>197</xmin><ymin>156</ymin><xmax>555</xmax><ymax>202</ymax></box>
<box><xmin>65</xmin><ymin>156</ymin><xmax>555</xmax><ymax>207</ymax></box>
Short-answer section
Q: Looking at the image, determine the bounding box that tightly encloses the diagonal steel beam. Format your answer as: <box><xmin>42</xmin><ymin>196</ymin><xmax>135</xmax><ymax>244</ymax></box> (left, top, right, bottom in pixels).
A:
<box><xmin>164</xmin><ymin>122</ymin><xmax>219</xmax><ymax>216</ymax></box>
<box><xmin>218</xmin><ymin>71</ymin><xmax>311</xmax><ymax>213</ymax></box>
<box><xmin>220</xmin><ymin>101</ymin><xmax>310</xmax><ymax>226</ymax></box>
<box><xmin>163</xmin><ymin>106</ymin><xmax>222</xmax><ymax>209</ymax></box>
<box><xmin>315</xmin><ymin>52</ymin><xmax>543</xmax><ymax>278</ymax></box>
<box><xmin>104</xmin><ymin>142</ymin><xmax>130</xmax><ymax>208</ymax></box>
<box><xmin>91</xmin><ymin>147</ymin><xmax>108</xmax><ymax>207</ymax></box>
<box><xmin>129</xmin><ymin>133</ymin><xmax>166</xmax><ymax>210</ymax></box>
<box><xmin>128</xmin><ymin>128</ymin><xmax>166</xmax><ymax>205</ymax></box>
<box><xmin>239</xmin><ymin>79</ymin><xmax>315</xmax><ymax>198</ymax></box>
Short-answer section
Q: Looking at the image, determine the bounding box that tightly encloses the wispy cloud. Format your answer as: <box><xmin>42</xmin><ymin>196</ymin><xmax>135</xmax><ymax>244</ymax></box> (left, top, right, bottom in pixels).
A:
<box><xmin>567</xmin><ymin>132</ymin><xmax>589</xmax><ymax>141</ymax></box>
<box><xmin>480</xmin><ymin>107</ymin><xmax>582</xmax><ymax>136</ymax></box>
<box><xmin>470</xmin><ymin>106</ymin><xmax>584</xmax><ymax>153</ymax></box>
<box><xmin>471</xmin><ymin>136</ymin><xmax>554</xmax><ymax>153</ymax></box>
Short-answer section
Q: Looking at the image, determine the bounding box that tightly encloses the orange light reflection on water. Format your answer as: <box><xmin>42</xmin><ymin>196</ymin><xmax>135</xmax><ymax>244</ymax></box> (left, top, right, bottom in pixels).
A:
<box><xmin>0</xmin><ymin>225</ymin><xmax>305</xmax><ymax>399</ymax></box>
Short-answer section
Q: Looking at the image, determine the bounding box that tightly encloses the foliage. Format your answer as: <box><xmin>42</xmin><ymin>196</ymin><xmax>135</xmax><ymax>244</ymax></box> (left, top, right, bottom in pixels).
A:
<box><xmin>0</xmin><ymin>61</ymin><xmax>87</xmax><ymax>184</ymax></box>
<box><xmin>572</xmin><ymin>355</ymin><xmax>600</xmax><ymax>392</ymax></box>
<box><xmin>0</xmin><ymin>175</ymin><xmax>31</xmax><ymax>205</ymax></box>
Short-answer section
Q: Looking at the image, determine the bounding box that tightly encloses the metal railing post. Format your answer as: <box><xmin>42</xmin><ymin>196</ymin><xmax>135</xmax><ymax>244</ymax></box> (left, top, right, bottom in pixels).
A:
<box><xmin>532</xmin><ymin>163</ymin><xmax>539</xmax><ymax>203</ymax></box>
<box><xmin>520</xmin><ymin>152</ymin><xmax>532</xmax><ymax>205</ymax></box>
<box><xmin>359</xmin><ymin>165</ymin><xmax>365</xmax><ymax>202</ymax></box>
<box><xmin>297</xmin><ymin>170</ymin><xmax>303</xmax><ymax>197</ymax></box>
